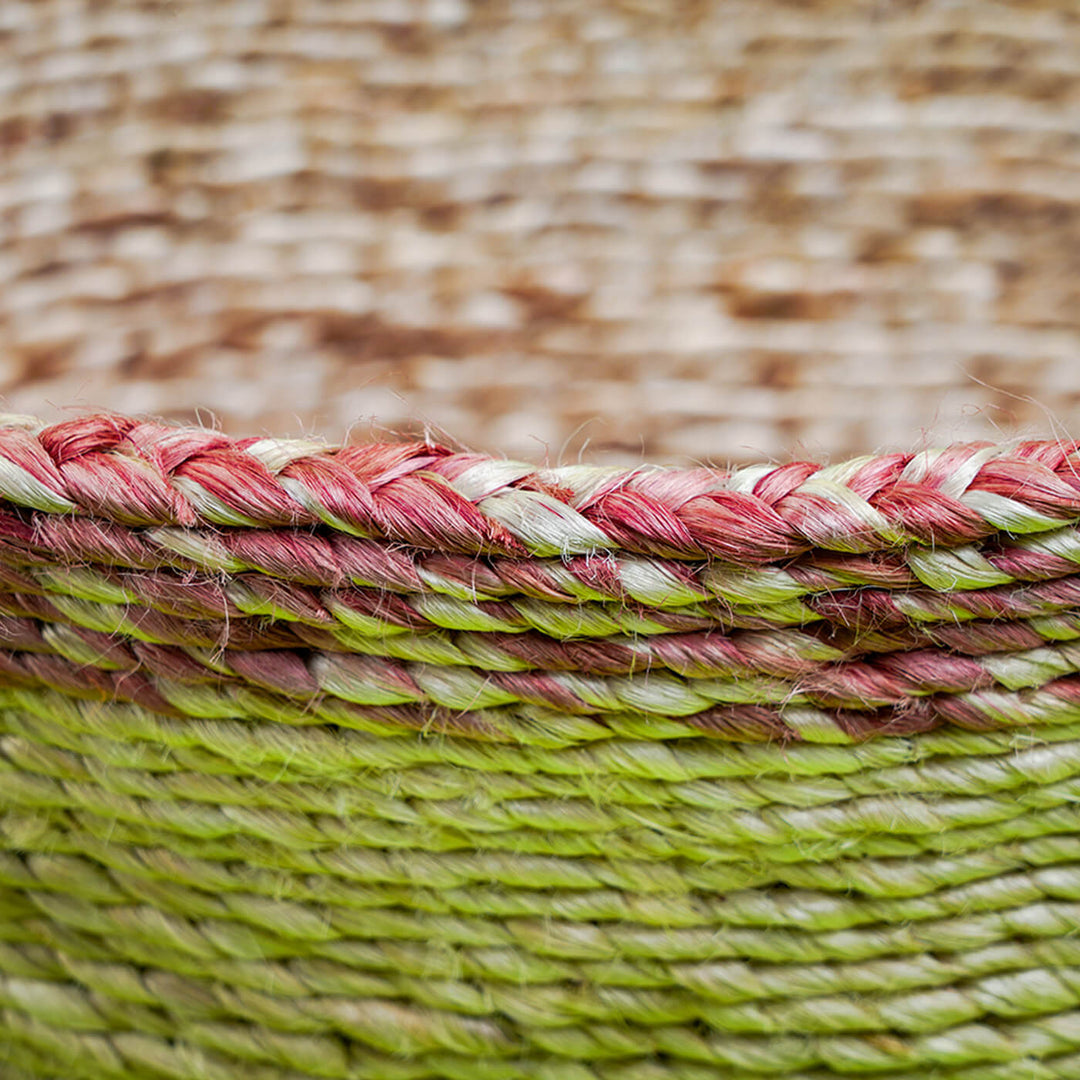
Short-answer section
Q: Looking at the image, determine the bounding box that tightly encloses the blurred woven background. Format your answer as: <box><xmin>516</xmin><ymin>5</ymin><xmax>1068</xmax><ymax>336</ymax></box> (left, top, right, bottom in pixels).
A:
<box><xmin>1</xmin><ymin>0</ymin><xmax>1078</xmax><ymax>465</ymax></box>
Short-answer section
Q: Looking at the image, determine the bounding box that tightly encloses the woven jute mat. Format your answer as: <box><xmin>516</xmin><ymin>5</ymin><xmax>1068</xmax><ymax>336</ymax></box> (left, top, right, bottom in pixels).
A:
<box><xmin>2</xmin><ymin>0</ymin><xmax>1079</xmax><ymax>464</ymax></box>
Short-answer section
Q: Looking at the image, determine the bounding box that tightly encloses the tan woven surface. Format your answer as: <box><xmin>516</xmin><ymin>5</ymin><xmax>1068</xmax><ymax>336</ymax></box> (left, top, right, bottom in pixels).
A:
<box><xmin>1</xmin><ymin>0</ymin><xmax>1078</xmax><ymax>464</ymax></box>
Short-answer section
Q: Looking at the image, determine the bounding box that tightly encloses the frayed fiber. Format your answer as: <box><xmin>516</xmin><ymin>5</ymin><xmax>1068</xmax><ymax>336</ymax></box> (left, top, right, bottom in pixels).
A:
<box><xmin>8</xmin><ymin>416</ymin><xmax>1080</xmax><ymax>1076</ymax></box>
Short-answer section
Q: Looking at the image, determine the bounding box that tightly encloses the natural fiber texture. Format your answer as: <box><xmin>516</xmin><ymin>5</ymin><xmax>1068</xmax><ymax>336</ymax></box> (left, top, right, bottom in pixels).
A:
<box><xmin>10</xmin><ymin>416</ymin><xmax>1080</xmax><ymax>1077</ymax></box>
<box><xmin>3</xmin><ymin>0</ymin><xmax>1080</xmax><ymax>464</ymax></box>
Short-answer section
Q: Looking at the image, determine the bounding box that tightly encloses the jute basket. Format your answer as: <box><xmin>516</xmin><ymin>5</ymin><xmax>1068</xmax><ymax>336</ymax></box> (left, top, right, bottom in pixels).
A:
<box><xmin>4</xmin><ymin>0</ymin><xmax>1080</xmax><ymax>465</ymax></box>
<box><xmin>4</xmin><ymin>413</ymin><xmax>1080</xmax><ymax>1078</ymax></box>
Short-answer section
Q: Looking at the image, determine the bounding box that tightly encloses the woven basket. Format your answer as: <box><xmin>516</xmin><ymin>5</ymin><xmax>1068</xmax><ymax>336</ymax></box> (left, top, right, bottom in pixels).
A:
<box><xmin>6</xmin><ymin>413</ymin><xmax>1080</xmax><ymax>1078</ymax></box>
<box><xmin>5</xmin><ymin>0</ymin><xmax>1080</xmax><ymax>464</ymax></box>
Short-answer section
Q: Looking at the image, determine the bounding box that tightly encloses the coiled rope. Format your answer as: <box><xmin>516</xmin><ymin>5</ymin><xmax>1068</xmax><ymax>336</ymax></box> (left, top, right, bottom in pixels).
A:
<box><xmin>4</xmin><ymin>414</ymin><xmax>1080</xmax><ymax>1077</ymax></box>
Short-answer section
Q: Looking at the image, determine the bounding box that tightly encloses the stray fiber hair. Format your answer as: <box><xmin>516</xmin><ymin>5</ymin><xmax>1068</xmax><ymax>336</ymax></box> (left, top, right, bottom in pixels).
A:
<box><xmin>6</xmin><ymin>414</ymin><xmax>1080</xmax><ymax>1076</ymax></box>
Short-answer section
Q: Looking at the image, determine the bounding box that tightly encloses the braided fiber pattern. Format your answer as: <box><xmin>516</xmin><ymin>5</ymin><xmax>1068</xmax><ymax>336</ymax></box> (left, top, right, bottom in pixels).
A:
<box><xmin>10</xmin><ymin>418</ymin><xmax>1080</xmax><ymax>1076</ymax></box>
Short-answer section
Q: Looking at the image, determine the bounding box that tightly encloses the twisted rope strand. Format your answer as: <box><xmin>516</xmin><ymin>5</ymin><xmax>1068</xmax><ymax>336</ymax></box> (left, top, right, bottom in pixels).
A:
<box><xmin>3</xmin><ymin>415</ymin><xmax>1080</xmax><ymax>558</ymax></box>
<box><xmin>11</xmin><ymin>616</ymin><xmax>1080</xmax><ymax>727</ymax></box>
<box><xmin>9</xmin><ymin>506</ymin><xmax>1080</xmax><ymax>609</ymax></box>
